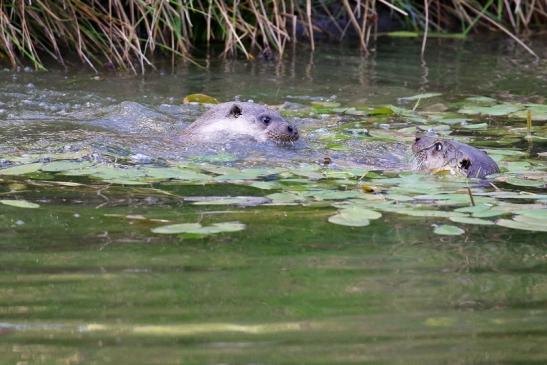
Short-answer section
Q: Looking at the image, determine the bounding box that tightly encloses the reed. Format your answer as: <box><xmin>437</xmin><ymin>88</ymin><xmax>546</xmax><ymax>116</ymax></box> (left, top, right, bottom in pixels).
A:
<box><xmin>0</xmin><ymin>0</ymin><xmax>544</xmax><ymax>72</ymax></box>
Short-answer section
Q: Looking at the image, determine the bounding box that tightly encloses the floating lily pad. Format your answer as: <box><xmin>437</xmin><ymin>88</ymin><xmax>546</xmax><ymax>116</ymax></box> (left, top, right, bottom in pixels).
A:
<box><xmin>185</xmin><ymin>196</ymin><xmax>271</xmax><ymax>206</ymax></box>
<box><xmin>311</xmin><ymin>101</ymin><xmax>341</xmax><ymax>109</ymax></box>
<box><xmin>0</xmin><ymin>199</ymin><xmax>40</xmax><ymax>209</ymax></box>
<box><xmin>462</xmin><ymin>122</ymin><xmax>488</xmax><ymax>129</ymax></box>
<box><xmin>514</xmin><ymin>209</ymin><xmax>547</xmax><ymax>222</ymax></box>
<box><xmin>266</xmin><ymin>192</ymin><xmax>305</xmax><ymax>204</ymax></box>
<box><xmin>509</xmin><ymin>104</ymin><xmax>547</xmax><ymax>121</ymax></box>
<box><xmin>182</xmin><ymin>93</ymin><xmax>219</xmax><ymax>104</ymax></box>
<box><xmin>143</xmin><ymin>167</ymin><xmax>210</xmax><ymax>181</ymax></box>
<box><xmin>496</xmin><ymin>218</ymin><xmax>547</xmax><ymax>232</ymax></box>
<box><xmin>41</xmin><ymin>161</ymin><xmax>95</xmax><ymax>172</ymax></box>
<box><xmin>0</xmin><ymin>163</ymin><xmax>43</xmax><ymax>176</ymax></box>
<box><xmin>214</xmin><ymin>168</ymin><xmax>275</xmax><ymax>181</ymax></box>
<box><xmin>458</xmin><ymin>103</ymin><xmax>522</xmax><ymax>116</ymax></box>
<box><xmin>433</xmin><ymin>224</ymin><xmax>465</xmax><ymax>235</ymax></box>
<box><xmin>328</xmin><ymin>206</ymin><xmax>382</xmax><ymax>227</ymax></box>
<box><xmin>465</xmin><ymin>96</ymin><xmax>497</xmax><ymax>105</ymax></box>
<box><xmin>152</xmin><ymin>221</ymin><xmax>245</xmax><ymax>235</ymax></box>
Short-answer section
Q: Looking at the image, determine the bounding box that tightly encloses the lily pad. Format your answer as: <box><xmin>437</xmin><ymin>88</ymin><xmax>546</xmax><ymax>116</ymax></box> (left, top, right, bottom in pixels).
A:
<box><xmin>328</xmin><ymin>206</ymin><xmax>381</xmax><ymax>227</ymax></box>
<box><xmin>41</xmin><ymin>161</ymin><xmax>95</xmax><ymax>172</ymax></box>
<box><xmin>0</xmin><ymin>163</ymin><xmax>43</xmax><ymax>176</ymax></box>
<box><xmin>152</xmin><ymin>221</ymin><xmax>245</xmax><ymax>235</ymax></box>
<box><xmin>185</xmin><ymin>196</ymin><xmax>271</xmax><ymax>206</ymax></box>
<box><xmin>182</xmin><ymin>93</ymin><xmax>219</xmax><ymax>104</ymax></box>
<box><xmin>462</xmin><ymin>122</ymin><xmax>488</xmax><ymax>129</ymax></box>
<box><xmin>458</xmin><ymin>103</ymin><xmax>522</xmax><ymax>117</ymax></box>
<box><xmin>496</xmin><ymin>218</ymin><xmax>547</xmax><ymax>232</ymax></box>
<box><xmin>433</xmin><ymin>224</ymin><xmax>465</xmax><ymax>235</ymax></box>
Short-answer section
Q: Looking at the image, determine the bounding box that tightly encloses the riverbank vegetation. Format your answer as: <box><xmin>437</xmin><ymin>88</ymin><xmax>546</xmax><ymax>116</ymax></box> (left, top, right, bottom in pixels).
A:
<box><xmin>0</xmin><ymin>1</ymin><xmax>545</xmax><ymax>72</ymax></box>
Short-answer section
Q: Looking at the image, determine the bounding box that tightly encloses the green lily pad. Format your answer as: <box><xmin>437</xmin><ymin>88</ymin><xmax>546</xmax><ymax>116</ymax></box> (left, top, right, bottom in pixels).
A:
<box><xmin>0</xmin><ymin>199</ymin><xmax>40</xmax><ymax>209</ymax></box>
<box><xmin>496</xmin><ymin>218</ymin><xmax>547</xmax><ymax>232</ymax></box>
<box><xmin>328</xmin><ymin>214</ymin><xmax>370</xmax><ymax>227</ymax></box>
<box><xmin>458</xmin><ymin>103</ymin><xmax>522</xmax><ymax>117</ymax></box>
<box><xmin>311</xmin><ymin>101</ymin><xmax>341</xmax><ymax>109</ymax></box>
<box><xmin>266</xmin><ymin>192</ymin><xmax>305</xmax><ymax>204</ymax></box>
<box><xmin>182</xmin><ymin>93</ymin><xmax>219</xmax><ymax>104</ymax></box>
<box><xmin>0</xmin><ymin>163</ymin><xmax>43</xmax><ymax>176</ymax></box>
<box><xmin>143</xmin><ymin>167</ymin><xmax>210</xmax><ymax>181</ymax></box>
<box><xmin>509</xmin><ymin>104</ymin><xmax>547</xmax><ymax>121</ymax></box>
<box><xmin>152</xmin><ymin>221</ymin><xmax>245</xmax><ymax>235</ymax></box>
<box><xmin>328</xmin><ymin>206</ymin><xmax>381</xmax><ymax>227</ymax></box>
<box><xmin>433</xmin><ymin>224</ymin><xmax>465</xmax><ymax>235</ymax></box>
<box><xmin>465</xmin><ymin>96</ymin><xmax>497</xmax><ymax>105</ymax></box>
<box><xmin>514</xmin><ymin>209</ymin><xmax>547</xmax><ymax>222</ymax></box>
<box><xmin>214</xmin><ymin>168</ymin><xmax>275</xmax><ymax>181</ymax></box>
<box><xmin>40</xmin><ymin>161</ymin><xmax>95</xmax><ymax>172</ymax></box>
<box><xmin>462</xmin><ymin>122</ymin><xmax>488</xmax><ymax>129</ymax></box>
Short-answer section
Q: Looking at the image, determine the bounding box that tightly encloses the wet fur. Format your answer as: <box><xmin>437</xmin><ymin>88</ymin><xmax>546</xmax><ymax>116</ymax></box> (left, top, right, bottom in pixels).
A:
<box><xmin>412</xmin><ymin>136</ymin><xmax>499</xmax><ymax>178</ymax></box>
<box><xmin>182</xmin><ymin>102</ymin><xmax>298</xmax><ymax>143</ymax></box>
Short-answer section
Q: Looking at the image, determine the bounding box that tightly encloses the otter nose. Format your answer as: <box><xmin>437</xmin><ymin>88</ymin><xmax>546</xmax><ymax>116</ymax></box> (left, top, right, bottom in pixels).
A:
<box><xmin>287</xmin><ymin>125</ymin><xmax>297</xmax><ymax>135</ymax></box>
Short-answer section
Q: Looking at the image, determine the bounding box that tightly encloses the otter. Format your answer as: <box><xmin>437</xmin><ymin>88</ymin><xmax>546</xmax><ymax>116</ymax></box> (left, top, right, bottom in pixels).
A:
<box><xmin>182</xmin><ymin>102</ymin><xmax>299</xmax><ymax>143</ymax></box>
<box><xmin>412</xmin><ymin>135</ymin><xmax>499</xmax><ymax>178</ymax></box>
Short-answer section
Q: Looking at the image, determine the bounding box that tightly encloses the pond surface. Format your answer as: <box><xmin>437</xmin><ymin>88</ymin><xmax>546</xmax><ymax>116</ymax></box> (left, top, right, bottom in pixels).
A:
<box><xmin>1</xmin><ymin>38</ymin><xmax>546</xmax><ymax>364</ymax></box>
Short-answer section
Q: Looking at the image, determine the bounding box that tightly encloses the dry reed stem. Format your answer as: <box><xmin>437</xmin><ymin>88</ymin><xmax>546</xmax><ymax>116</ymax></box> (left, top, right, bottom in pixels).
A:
<box><xmin>0</xmin><ymin>0</ymin><xmax>543</xmax><ymax>72</ymax></box>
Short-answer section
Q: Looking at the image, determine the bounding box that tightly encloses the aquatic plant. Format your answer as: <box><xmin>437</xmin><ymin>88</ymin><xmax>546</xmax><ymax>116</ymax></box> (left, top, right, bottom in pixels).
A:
<box><xmin>0</xmin><ymin>0</ymin><xmax>544</xmax><ymax>72</ymax></box>
<box><xmin>1</xmin><ymin>94</ymin><xmax>545</xmax><ymax>234</ymax></box>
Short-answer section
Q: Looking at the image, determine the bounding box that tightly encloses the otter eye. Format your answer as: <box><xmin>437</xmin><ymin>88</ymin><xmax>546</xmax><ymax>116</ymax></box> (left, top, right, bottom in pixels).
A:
<box><xmin>260</xmin><ymin>116</ymin><xmax>271</xmax><ymax>125</ymax></box>
<box><xmin>434</xmin><ymin>142</ymin><xmax>443</xmax><ymax>151</ymax></box>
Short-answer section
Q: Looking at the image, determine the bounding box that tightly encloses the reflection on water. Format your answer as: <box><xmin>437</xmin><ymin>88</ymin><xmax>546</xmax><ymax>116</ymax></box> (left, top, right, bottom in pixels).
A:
<box><xmin>0</xmin><ymin>38</ymin><xmax>546</xmax><ymax>364</ymax></box>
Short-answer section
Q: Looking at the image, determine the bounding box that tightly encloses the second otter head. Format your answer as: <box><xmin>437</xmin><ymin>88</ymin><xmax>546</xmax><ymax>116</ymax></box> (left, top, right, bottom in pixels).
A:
<box><xmin>225</xmin><ymin>103</ymin><xmax>299</xmax><ymax>143</ymax></box>
<box><xmin>412</xmin><ymin>135</ymin><xmax>499</xmax><ymax>178</ymax></box>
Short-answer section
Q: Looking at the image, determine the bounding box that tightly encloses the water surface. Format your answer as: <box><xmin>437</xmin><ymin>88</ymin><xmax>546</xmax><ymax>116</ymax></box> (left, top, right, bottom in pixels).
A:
<box><xmin>0</xmin><ymin>37</ymin><xmax>546</xmax><ymax>364</ymax></box>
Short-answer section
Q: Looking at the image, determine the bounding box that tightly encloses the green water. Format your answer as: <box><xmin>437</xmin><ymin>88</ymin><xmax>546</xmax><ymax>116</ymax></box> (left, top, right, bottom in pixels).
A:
<box><xmin>1</xmin><ymin>38</ymin><xmax>546</xmax><ymax>364</ymax></box>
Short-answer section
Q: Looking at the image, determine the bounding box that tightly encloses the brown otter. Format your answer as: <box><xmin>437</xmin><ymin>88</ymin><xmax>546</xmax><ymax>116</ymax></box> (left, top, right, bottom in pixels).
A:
<box><xmin>412</xmin><ymin>135</ymin><xmax>500</xmax><ymax>178</ymax></box>
<box><xmin>181</xmin><ymin>102</ymin><xmax>299</xmax><ymax>143</ymax></box>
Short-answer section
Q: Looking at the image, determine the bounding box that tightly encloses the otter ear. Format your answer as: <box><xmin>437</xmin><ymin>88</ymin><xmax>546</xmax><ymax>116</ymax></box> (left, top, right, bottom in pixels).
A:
<box><xmin>460</xmin><ymin>158</ymin><xmax>472</xmax><ymax>170</ymax></box>
<box><xmin>227</xmin><ymin>104</ymin><xmax>242</xmax><ymax>118</ymax></box>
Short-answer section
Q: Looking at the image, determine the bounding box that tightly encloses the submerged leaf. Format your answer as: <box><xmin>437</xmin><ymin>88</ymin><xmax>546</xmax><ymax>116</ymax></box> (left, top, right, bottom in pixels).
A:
<box><xmin>0</xmin><ymin>199</ymin><xmax>40</xmax><ymax>209</ymax></box>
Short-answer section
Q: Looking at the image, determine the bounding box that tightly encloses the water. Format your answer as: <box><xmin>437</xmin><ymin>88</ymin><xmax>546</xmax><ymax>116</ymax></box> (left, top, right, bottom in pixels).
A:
<box><xmin>1</xmin><ymin>37</ymin><xmax>546</xmax><ymax>364</ymax></box>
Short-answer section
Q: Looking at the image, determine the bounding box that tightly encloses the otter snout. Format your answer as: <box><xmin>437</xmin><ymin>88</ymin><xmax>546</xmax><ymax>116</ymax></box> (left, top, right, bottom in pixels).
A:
<box><xmin>286</xmin><ymin>124</ymin><xmax>299</xmax><ymax>140</ymax></box>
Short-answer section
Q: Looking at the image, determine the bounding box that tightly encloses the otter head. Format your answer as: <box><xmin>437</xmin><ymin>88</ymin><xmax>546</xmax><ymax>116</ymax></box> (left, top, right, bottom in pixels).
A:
<box><xmin>412</xmin><ymin>135</ymin><xmax>499</xmax><ymax>178</ymax></box>
<box><xmin>226</xmin><ymin>103</ymin><xmax>299</xmax><ymax>143</ymax></box>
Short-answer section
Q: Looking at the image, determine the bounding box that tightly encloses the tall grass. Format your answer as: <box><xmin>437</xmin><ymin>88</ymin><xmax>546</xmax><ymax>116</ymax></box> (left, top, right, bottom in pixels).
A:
<box><xmin>0</xmin><ymin>0</ymin><xmax>544</xmax><ymax>72</ymax></box>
